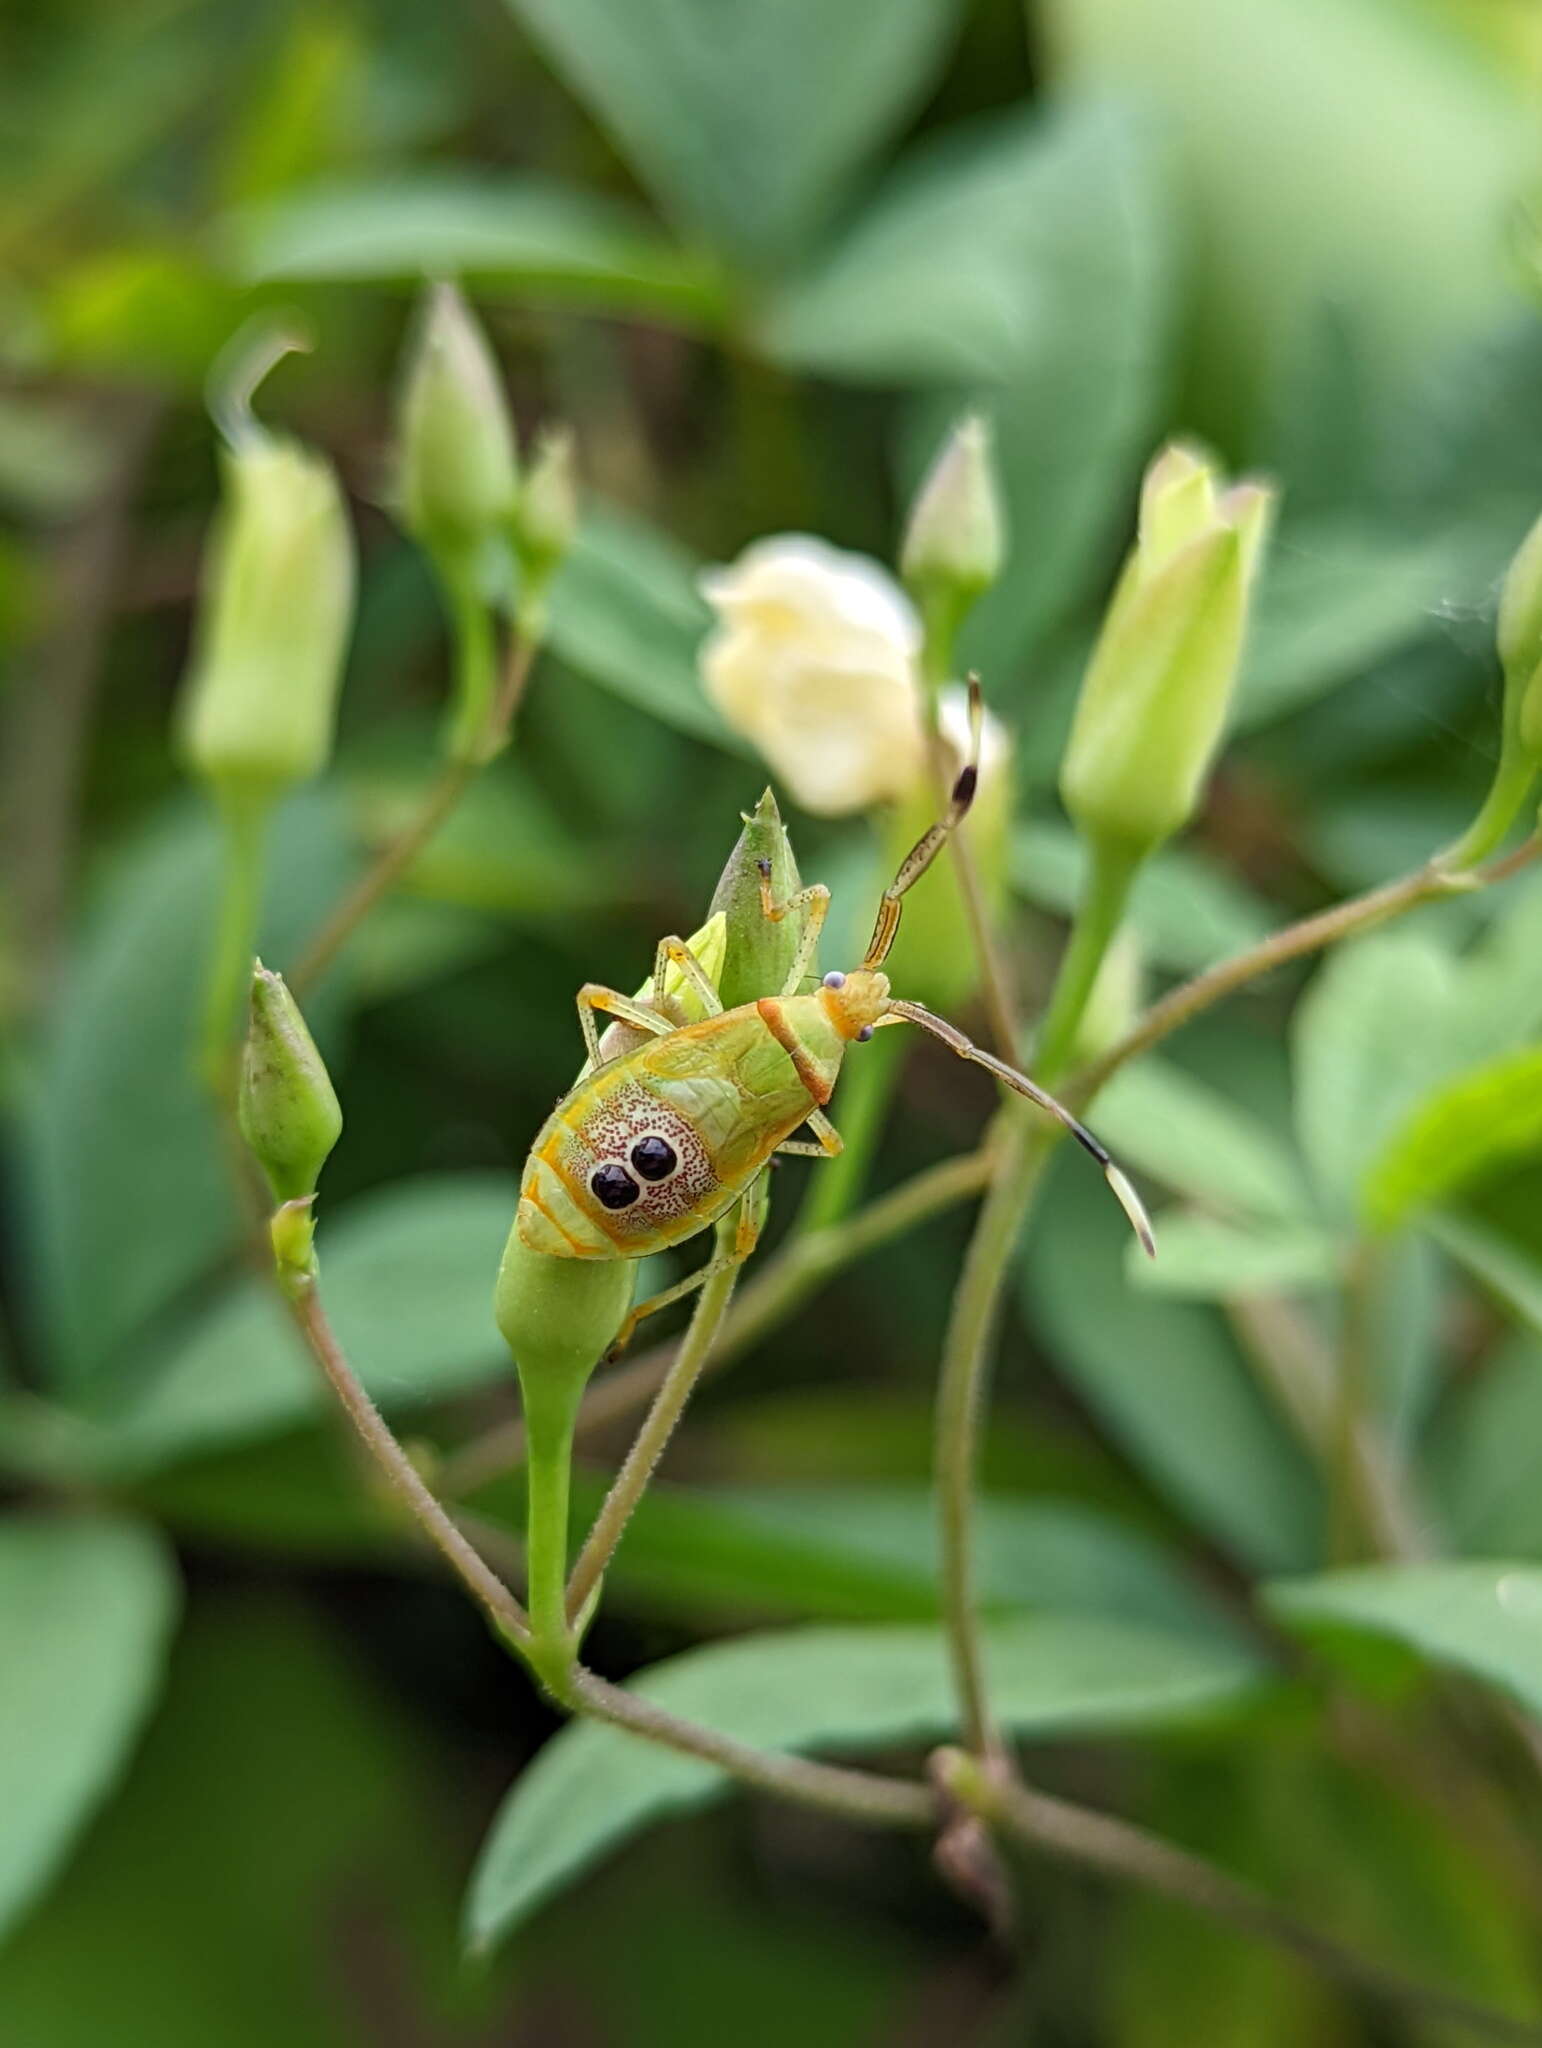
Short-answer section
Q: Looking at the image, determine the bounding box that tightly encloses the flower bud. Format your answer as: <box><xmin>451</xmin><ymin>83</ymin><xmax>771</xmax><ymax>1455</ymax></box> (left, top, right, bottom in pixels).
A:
<box><xmin>591</xmin><ymin>911</ymin><xmax>727</xmax><ymax>1069</ymax></box>
<box><xmin>396</xmin><ymin>283</ymin><xmax>519</xmax><ymax>567</ymax></box>
<box><xmin>178</xmin><ymin>432</ymin><xmax>355</xmax><ymax>796</ymax></box>
<box><xmin>1060</xmin><ymin>444</ymin><xmax>1274</xmax><ymax>861</ymax></box>
<box><xmin>1499</xmin><ymin>507</ymin><xmax>1542</xmax><ymax>758</ymax></box>
<box><xmin>901</xmin><ymin>415</ymin><xmax>1005</xmax><ymax>647</ymax></box>
<box><xmin>514</xmin><ymin>424</ymin><xmax>579</xmax><ymax>588</ymax></box>
<box><xmin>493</xmin><ymin>1222</ymin><xmax>633</xmax><ymax>1393</ymax></box>
<box><xmin>708</xmin><ymin>788</ymin><xmax>814</xmax><ymax>1007</ymax></box>
<box><xmin>238</xmin><ymin>961</ymin><xmax>342</xmax><ymax>1204</ymax></box>
<box><xmin>699</xmin><ymin>536</ymin><xmax>925</xmax><ymax>815</ymax></box>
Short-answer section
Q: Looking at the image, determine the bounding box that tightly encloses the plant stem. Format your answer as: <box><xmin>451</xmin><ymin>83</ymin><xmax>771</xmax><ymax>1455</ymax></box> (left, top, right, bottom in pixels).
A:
<box><xmin>572</xmin><ymin>1667</ymin><xmax>934</xmax><ymax>1829</ymax></box>
<box><xmin>565</xmin><ymin>1233</ymin><xmax>742</xmax><ymax>1621</ymax></box>
<box><xmin>1443</xmin><ymin>731</ymin><xmax>1537</xmax><ymax>872</ymax></box>
<box><xmin>283</xmin><ymin>1268</ymin><xmax>529</xmax><ymax>1644</ymax></box>
<box><xmin>442</xmin><ymin>560</ymin><xmax>498</xmax><ymax>764</ymax></box>
<box><xmin>199</xmin><ymin>782</ymin><xmax>270</xmax><ymax>1096</ymax></box>
<box><xmin>518</xmin><ymin>1363</ymin><xmax>585</xmax><ymax>1697</ymax></box>
<box><xmin>938</xmin><ymin>1751</ymin><xmax>1542</xmax><ymax>2045</ymax></box>
<box><xmin>440</xmin><ymin>1146</ymin><xmax>991</xmax><ymax>1499</ymax></box>
<box><xmin>1032</xmin><ymin>835</ymin><xmax>1139</xmax><ymax>1082</ymax></box>
<box><xmin>290</xmin><ymin>621</ymin><xmax>541</xmax><ymax>994</ymax></box>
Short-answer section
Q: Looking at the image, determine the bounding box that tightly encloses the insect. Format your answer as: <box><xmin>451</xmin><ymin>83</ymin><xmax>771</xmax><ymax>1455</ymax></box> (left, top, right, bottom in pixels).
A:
<box><xmin>516</xmin><ymin>684</ymin><xmax>1153</xmax><ymax>1346</ymax></box>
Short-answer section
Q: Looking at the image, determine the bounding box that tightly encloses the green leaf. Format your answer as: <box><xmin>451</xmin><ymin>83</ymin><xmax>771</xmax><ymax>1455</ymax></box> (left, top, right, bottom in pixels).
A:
<box><xmin>1022</xmin><ymin>1166</ymin><xmax>1323</xmax><ymax>1571</ymax></box>
<box><xmin>0</xmin><ymin>1516</ymin><xmax>179</xmax><ymax>1944</ymax></box>
<box><xmin>467</xmin><ymin>1613</ymin><xmax>1263</xmax><ymax>1951</ymax></box>
<box><xmin>501</xmin><ymin>0</ymin><xmax>957</xmax><ymax>276</ymax></box>
<box><xmin>222</xmin><ymin>172</ymin><xmax>728</xmax><ymax>326</ymax></box>
<box><xmin>1424</xmin><ymin>1334</ymin><xmax>1542</xmax><ymax>1558</ymax></box>
<box><xmin>21</xmin><ymin>792</ymin><xmax>352</xmax><ymax>1392</ymax></box>
<box><xmin>1094</xmin><ymin>1057</ymin><xmax>1313</xmax><ymax>1224</ymax></box>
<box><xmin>766</xmin><ymin>102</ymin><xmax>1172</xmax><ymax>675</ymax></box>
<box><xmin>1364</xmin><ymin>1043</ymin><xmax>1542</xmax><ymax>1231</ymax></box>
<box><xmin>1429</xmin><ymin>1211</ymin><xmax>1542</xmax><ymax>1340</ymax></box>
<box><xmin>1124</xmin><ymin>1213</ymin><xmax>1339</xmax><ymax>1301</ymax></box>
<box><xmin>544</xmin><ymin>509</ymin><xmax>743</xmax><ymax>750</ymax></box>
<box><xmin>1013</xmin><ymin>820</ymin><xmax>1272</xmax><ymax>976</ymax></box>
<box><xmin>1266</xmin><ymin>1560</ymin><xmax>1542</xmax><ymax>1723</ymax></box>
<box><xmin>96</xmin><ymin>1174</ymin><xmax>515</xmax><ymax>1472</ymax></box>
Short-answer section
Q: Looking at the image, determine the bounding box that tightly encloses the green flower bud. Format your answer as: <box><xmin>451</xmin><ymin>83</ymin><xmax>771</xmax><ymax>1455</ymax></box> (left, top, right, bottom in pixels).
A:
<box><xmin>590</xmin><ymin>910</ymin><xmax>727</xmax><ymax>1069</ymax></box>
<box><xmin>238</xmin><ymin>961</ymin><xmax>342</xmax><ymax>1203</ymax></box>
<box><xmin>1499</xmin><ymin>508</ymin><xmax>1542</xmax><ymax>759</ymax></box>
<box><xmin>514</xmin><ymin>424</ymin><xmax>579</xmax><ymax>591</ymax></box>
<box><xmin>1060</xmin><ymin>444</ymin><xmax>1274</xmax><ymax>862</ymax></box>
<box><xmin>396</xmin><ymin>283</ymin><xmax>519</xmax><ymax>567</ymax></box>
<box><xmin>178</xmin><ymin>433</ymin><xmax>355</xmax><ymax>797</ymax></box>
<box><xmin>901</xmin><ymin>415</ymin><xmax>1005</xmax><ymax>619</ymax></box>
<box><xmin>708</xmin><ymin>787</ymin><xmax>813</xmax><ymax>1007</ymax></box>
<box><xmin>493</xmin><ymin>1223</ymin><xmax>633</xmax><ymax>1392</ymax></box>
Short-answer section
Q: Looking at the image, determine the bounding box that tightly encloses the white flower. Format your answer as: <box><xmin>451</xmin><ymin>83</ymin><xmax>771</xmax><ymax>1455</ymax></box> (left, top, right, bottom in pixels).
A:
<box><xmin>698</xmin><ymin>536</ymin><xmax>927</xmax><ymax>814</ymax></box>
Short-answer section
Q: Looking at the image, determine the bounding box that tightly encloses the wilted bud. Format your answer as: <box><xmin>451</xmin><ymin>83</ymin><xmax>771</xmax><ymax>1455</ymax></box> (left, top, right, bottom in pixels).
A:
<box><xmin>1499</xmin><ymin>510</ymin><xmax>1542</xmax><ymax>757</ymax></box>
<box><xmin>699</xmin><ymin>537</ymin><xmax>925</xmax><ymax>814</ymax></box>
<box><xmin>514</xmin><ymin>424</ymin><xmax>579</xmax><ymax>588</ymax></box>
<box><xmin>396</xmin><ymin>283</ymin><xmax>519</xmax><ymax>567</ymax></box>
<box><xmin>493</xmin><ymin>1225</ymin><xmax>633</xmax><ymax>1393</ymax></box>
<box><xmin>1060</xmin><ymin>444</ymin><xmax>1274</xmax><ymax>861</ymax></box>
<box><xmin>238</xmin><ymin>961</ymin><xmax>342</xmax><ymax>1203</ymax></box>
<box><xmin>708</xmin><ymin>789</ymin><xmax>815</xmax><ymax>1006</ymax></box>
<box><xmin>178</xmin><ymin>433</ymin><xmax>355</xmax><ymax>795</ymax></box>
<box><xmin>901</xmin><ymin>415</ymin><xmax>1005</xmax><ymax>653</ymax></box>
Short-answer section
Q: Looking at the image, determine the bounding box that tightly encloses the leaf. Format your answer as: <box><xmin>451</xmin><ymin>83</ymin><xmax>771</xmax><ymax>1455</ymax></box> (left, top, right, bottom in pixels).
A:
<box><xmin>467</xmin><ymin>1612</ymin><xmax>1263</xmax><ymax>1950</ymax></box>
<box><xmin>766</xmin><ymin>101</ymin><xmax>1172</xmax><ymax>675</ymax></box>
<box><xmin>95</xmin><ymin>1174</ymin><xmax>516</xmax><ymax>1472</ymax></box>
<box><xmin>1093</xmin><ymin>1057</ymin><xmax>1314</xmax><ymax>1224</ymax></box>
<box><xmin>20</xmin><ymin>791</ymin><xmax>352</xmax><ymax>1392</ymax></box>
<box><xmin>1022</xmin><ymin>1165</ymin><xmax>1323</xmax><ymax>1572</ymax></box>
<box><xmin>1013</xmin><ymin>820</ymin><xmax>1272</xmax><ymax>976</ymax></box>
<box><xmin>501</xmin><ymin>0</ymin><xmax>957</xmax><ymax>276</ymax></box>
<box><xmin>544</xmin><ymin>509</ymin><xmax>744</xmax><ymax>750</ymax></box>
<box><xmin>1364</xmin><ymin>1044</ymin><xmax>1542</xmax><ymax>1231</ymax></box>
<box><xmin>1429</xmin><ymin>1211</ymin><xmax>1542</xmax><ymax>1342</ymax></box>
<box><xmin>222</xmin><ymin>171</ymin><xmax>728</xmax><ymax>326</ymax></box>
<box><xmin>1424</xmin><ymin>1334</ymin><xmax>1542</xmax><ymax>1559</ymax></box>
<box><xmin>1124</xmin><ymin>1213</ymin><xmax>1339</xmax><ymax>1301</ymax></box>
<box><xmin>1266</xmin><ymin>1560</ymin><xmax>1542</xmax><ymax>1723</ymax></box>
<box><xmin>0</xmin><ymin>1516</ymin><xmax>179</xmax><ymax>1944</ymax></box>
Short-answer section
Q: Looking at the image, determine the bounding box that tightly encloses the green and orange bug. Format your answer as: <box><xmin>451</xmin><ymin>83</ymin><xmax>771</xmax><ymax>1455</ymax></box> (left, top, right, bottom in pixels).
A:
<box><xmin>516</xmin><ymin>685</ymin><xmax>1154</xmax><ymax>1345</ymax></box>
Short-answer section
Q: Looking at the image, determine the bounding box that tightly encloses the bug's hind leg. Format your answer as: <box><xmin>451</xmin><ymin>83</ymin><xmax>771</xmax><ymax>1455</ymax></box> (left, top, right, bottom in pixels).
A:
<box><xmin>652</xmin><ymin>935</ymin><xmax>723</xmax><ymax>1017</ymax></box>
<box><xmin>756</xmin><ymin>860</ymin><xmax>832</xmax><ymax>995</ymax></box>
<box><xmin>576</xmin><ymin>983</ymin><xmax>675</xmax><ymax>1067</ymax></box>
<box><xmin>604</xmin><ymin>1176</ymin><xmax>770</xmax><ymax>1360</ymax></box>
<box><xmin>775</xmin><ymin>1106</ymin><xmax>843</xmax><ymax>1158</ymax></box>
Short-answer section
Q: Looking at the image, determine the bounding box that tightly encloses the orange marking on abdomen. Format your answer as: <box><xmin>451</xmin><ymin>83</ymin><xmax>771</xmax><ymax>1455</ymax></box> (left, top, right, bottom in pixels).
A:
<box><xmin>755</xmin><ymin>998</ymin><xmax>831</xmax><ymax>1104</ymax></box>
<box><xmin>523</xmin><ymin>1183</ymin><xmax>592</xmax><ymax>1255</ymax></box>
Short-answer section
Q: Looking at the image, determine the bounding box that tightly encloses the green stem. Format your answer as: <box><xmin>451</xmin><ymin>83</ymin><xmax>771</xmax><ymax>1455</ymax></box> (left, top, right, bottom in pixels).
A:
<box><xmin>1033</xmin><ymin>835</ymin><xmax>1140</xmax><ymax>1086</ymax></box>
<box><xmin>1443</xmin><ymin>728</ymin><xmax>1537</xmax><ymax>872</ymax></box>
<box><xmin>518</xmin><ymin>1362</ymin><xmax>586</xmax><ymax>1699</ymax></box>
<box><xmin>199</xmin><ymin>781</ymin><xmax>270</xmax><ymax>1097</ymax></box>
<box><xmin>441</xmin><ymin>557</ymin><xmax>498</xmax><ymax>766</ymax></box>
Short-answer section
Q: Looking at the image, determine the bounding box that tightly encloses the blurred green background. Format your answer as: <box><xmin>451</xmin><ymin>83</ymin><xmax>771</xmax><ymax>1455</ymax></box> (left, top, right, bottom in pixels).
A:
<box><xmin>3</xmin><ymin>1</ymin><xmax>1542</xmax><ymax>2041</ymax></box>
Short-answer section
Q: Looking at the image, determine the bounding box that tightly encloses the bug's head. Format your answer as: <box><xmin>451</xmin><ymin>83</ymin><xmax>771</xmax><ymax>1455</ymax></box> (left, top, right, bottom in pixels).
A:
<box><xmin>818</xmin><ymin>965</ymin><xmax>889</xmax><ymax>1040</ymax></box>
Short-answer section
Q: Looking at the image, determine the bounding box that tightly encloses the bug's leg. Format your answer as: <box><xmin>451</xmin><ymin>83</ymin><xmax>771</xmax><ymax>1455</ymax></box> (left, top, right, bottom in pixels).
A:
<box><xmin>775</xmin><ymin>1107</ymin><xmax>843</xmax><ymax>1159</ymax></box>
<box><xmin>607</xmin><ymin>1179</ymin><xmax>769</xmax><ymax>1359</ymax></box>
<box><xmin>576</xmin><ymin>983</ymin><xmax>675</xmax><ymax>1066</ymax></box>
<box><xmin>653</xmin><ymin>936</ymin><xmax>723</xmax><ymax>1018</ymax></box>
<box><xmin>757</xmin><ymin>860</ymin><xmax>832</xmax><ymax>996</ymax></box>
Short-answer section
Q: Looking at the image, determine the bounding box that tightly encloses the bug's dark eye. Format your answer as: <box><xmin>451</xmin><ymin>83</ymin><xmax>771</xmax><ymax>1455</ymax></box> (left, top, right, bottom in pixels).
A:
<box><xmin>856</xmin><ymin>1024</ymin><xmax>874</xmax><ymax>1042</ymax></box>
<box><xmin>590</xmin><ymin>1163</ymin><xmax>640</xmax><ymax>1210</ymax></box>
<box><xmin>630</xmin><ymin>1135</ymin><xmax>677</xmax><ymax>1181</ymax></box>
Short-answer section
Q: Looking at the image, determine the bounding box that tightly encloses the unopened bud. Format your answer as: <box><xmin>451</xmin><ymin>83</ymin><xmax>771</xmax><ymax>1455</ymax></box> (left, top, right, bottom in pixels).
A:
<box><xmin>1061</xmin><ymin>444</ymin><xmax>1274</xmax><ymax>862</ymax></box>
<box><xmin>591</xmin><ymin>911</ymin><xmax>727</xmax><ymax>1068</ymax></box>
<box><xmin>514</xmin><ymin>424</ymin><xmax>579</xmax><ymax>588</ymax></box>
<box><xmin>238</xmin><ymin>961</ymin><xmax>342</xmax><ymax>1203</ymax></box>
<box><xmin>493</xmin><ymin>1225</ymin><xmax>633</xmax><ymax>1394</ymax></box>
<box><xmin>178</xmin><ymin>433</ymin><xmax>354</xmax><ymax>796</ymax></box>
<box><xmin>708</xmin><ymin>789</ymin><xmax>814</xmax><ymax>1007</ymax></box>
<box><xmin>901</xmin><ymin>416</ymin><xmax>1005</xmax><ymax>634</ymax></box>
<box><xmin>396</xmin><ymin>283</ymin><xmax>518</xmax><ymax>567</ymax></box>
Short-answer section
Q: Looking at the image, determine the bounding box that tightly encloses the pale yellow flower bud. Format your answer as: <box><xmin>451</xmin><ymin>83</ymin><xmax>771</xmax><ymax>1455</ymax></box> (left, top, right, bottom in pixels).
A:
<box><xmin>396</xmin><ymin>283</ymin><xmax>519</xmax><ymax>566</ymax></box>
<box><xmin>901</xmin><ymin>414</ymin><xmax>1005</xmax><ymax>627</ymax></box>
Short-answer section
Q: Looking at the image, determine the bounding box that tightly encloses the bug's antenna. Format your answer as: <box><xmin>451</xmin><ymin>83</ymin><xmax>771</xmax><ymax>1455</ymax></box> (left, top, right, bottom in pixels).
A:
<box><xmin>862</xmin><ymin>677</ymin><xmax>983</xmax><ymax>969</ymax></box>
<box><xmin>880</xmin><ymin>999</ymin><xmax>1156</xmax><ymax>1255</ymax></box>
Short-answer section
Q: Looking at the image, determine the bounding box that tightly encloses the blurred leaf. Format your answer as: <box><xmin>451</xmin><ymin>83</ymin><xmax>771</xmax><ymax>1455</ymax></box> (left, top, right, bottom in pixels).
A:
<box><xmin>501</xmin><ymin>0</ymin><xmax>957</xmax><ymax>276</ymax></box>
<box><xmin>225</xmin><ymin>172</ymin><xmax>728</xmax><ymax>325</ymax></box>
<box><xmin>0</xmin><ymin>396</ymin><xmax>114</xmax><ymax>518</ymax></box>
<box><xmin>1364</xmin><ymin>1043</ymin><xmax>1542</xmax><ymax>1231</ymax></box>
<box><xmin>217</xmin><ymin>12</ymin><xmax>366</xmax><ymax>210</ymax></box>
<box><xmin>1423</xmin><ymin>1333</ymin><xmax>1542</xmax><ymax>1558</ymax></box>
<box><xmin>1363</xmin><ymin>1229</ymin><xmax>1444</xmax><ymax>1446</ymax></box>
<box><xmin>767</xmin><ymin>101</ymin><xmax>1172</xmax><ymax>677</ymax></box>
<box><xmin>45</xmin><ymin>243</ymin><xmax>243</xmax><ymax>385</ymax></box>
<box><xmin>0</xmin><ymin>1516</ymin><xmax>179</xmax><ymax>1945</ymax></box>
<box><xmin>1429</xmin><ymin>1210</ymin><xmax>1542</xmax><ymax>1341</ymax></box>
<box><xmin>96</xmin><ymin>1174</ymin><xmax>515</xmax><ymax>1471</ymax></box>
<box><xmin>1266</xmin><ymin>1560</ymin><xmax>1542</xmax><ymax>1721</ymax></box>
<box><xmin>544</xmin><ymin>508</ymin><xmax>744</xmax><ymax>748</ymax></box>
<box><xmin>21</xmin><ymin>792</ymin><xmax>352</xmax><ymax>1392</ymax></box>
<box><xmin>1123</xmin><ymin>1212</ymin><xmax>1339</xmax><ymax>1301</ymax></box>
<box><xmin>1095</xmin><ymin>1057</ymin><xmax>1314</xmax><ymax>1224</ymax></box>
<box><xmin>1023</xmin><ymin>1165</ymin><xmax>1324</xmax><ymax>1571</ymax></box>
<box><xmin>468</xmin><ymin>1612</ymin><xmax>1263</xmax><ymax>1950</ymax></box>
<box><xmin>1013</xmin><ymin>820</ymin><xmax>1273</xmax><ymax>976</ymax></box>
